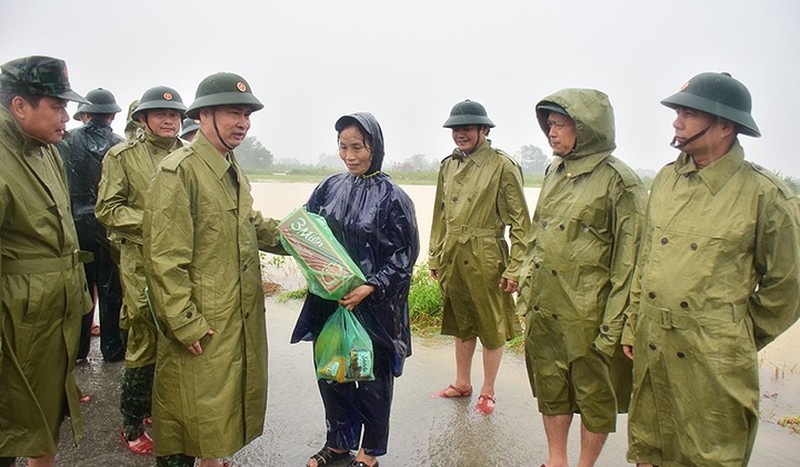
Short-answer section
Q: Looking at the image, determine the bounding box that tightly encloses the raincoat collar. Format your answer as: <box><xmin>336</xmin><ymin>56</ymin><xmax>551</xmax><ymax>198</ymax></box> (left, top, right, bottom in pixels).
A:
<box><xmin>0</xmin><ymin>105</ymin><xmax>50</xmax><ymax>150</ymax></box>
<box><xmin>144</xmin><ymin>130</ymin><xmax>180</xmax><ymax>152</ymax></box>
<box><xmin>551</xmin><ymin>151</ymin><xmax>609</xmax><ymax>178</ymax></box>
<box><xmin>191</xmin><ymin>130</ymin><xmax>233</xmax><ymax>180</ymax></box>
<box><xmin>451</xmin><ymin>139</ymin><xmax>493</xmax><ymax>167</ymax></box>
<box><xmin>673</xmin><ymin>139</ymin><xmax>745</xmax><ymax>195</ymax></box>
<box><xmin>536</xmin><ymin>88</ymin><xmax>616</xmax><ymax>160</ymax></box>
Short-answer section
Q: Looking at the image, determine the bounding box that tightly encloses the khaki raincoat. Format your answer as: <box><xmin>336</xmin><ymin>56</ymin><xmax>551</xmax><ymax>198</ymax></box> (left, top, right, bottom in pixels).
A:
<box><xmin>429</xmin><ymin>139</ymin><xmax>530</xmax><ymax>348</ymax></box>
<box><xmin>623</xmin><ymin>142</ymin><xmax>800</xmax><ymax>465</ymax></box>
<box><xmin>143</xmin><ymin>131</ymin><xmax>282</xmax><ymax>458</ymax></box>
<box><xmin>96</xmin><ymin>132</ymin><xmax>184</xmax><ymax>367</ymax></box>
<box><xmin>517</xmin><ymin>89</ymin><xmax>646</xmax><ymax>432</ymax></box>
<box><xmin>0</xmin><ymin>107</ymin><xmax>92</xmax><ymax>456</ymax></box>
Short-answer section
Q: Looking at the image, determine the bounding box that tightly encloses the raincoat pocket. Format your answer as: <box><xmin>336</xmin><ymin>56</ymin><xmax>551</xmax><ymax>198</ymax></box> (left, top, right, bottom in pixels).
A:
<box><xmin>315</xmin><ymin>306</ymin><xmax>374</xmax><ymax>383</ymax></box>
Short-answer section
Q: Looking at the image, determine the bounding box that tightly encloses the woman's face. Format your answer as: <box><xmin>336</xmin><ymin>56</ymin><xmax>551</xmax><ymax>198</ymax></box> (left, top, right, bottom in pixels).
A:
<box><xmin>338</xmin><ymin>125</ymin><xmax>372</xmax><ymax>176</ymax></box>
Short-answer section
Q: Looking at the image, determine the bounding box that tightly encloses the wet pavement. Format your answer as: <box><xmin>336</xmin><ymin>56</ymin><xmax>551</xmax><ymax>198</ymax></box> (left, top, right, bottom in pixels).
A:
<box><xmin>33</xmin><ymin>295</ymin><xmax>800</xmax><ymax>466</ymax></box>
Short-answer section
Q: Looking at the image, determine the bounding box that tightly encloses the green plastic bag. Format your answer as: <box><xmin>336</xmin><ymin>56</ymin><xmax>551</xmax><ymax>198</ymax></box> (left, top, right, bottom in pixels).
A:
<box><xmin>278</xmin><ymin>207</ymin><xmax>366</xmax><ymax>300</ymax></box>
<box><xmin>315</xmin><ymin>306</ymin><xmax>374</xmax><ymax>383</ymax></box>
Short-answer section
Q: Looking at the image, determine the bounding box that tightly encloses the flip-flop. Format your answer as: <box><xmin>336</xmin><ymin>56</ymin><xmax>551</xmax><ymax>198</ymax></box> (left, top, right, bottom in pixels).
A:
<box><xmin>475</xmin><ymin>394</ymin><xmax>496</xmax><ymax>414</ymax></box>
<box><xmin>433</xmin><ymin>384</ymin><xmax>473</xmax><ymax>398</ymax></box>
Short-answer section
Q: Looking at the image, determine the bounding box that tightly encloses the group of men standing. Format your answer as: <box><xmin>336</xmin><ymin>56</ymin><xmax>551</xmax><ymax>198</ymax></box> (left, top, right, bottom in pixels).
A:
<box><xmin>430</xmin><ymin>76</ymin><xmax>799</xmax><ymax>466</ymax></box>
<box><xmin>0</xmin><ymin>52</ymin><xmax>798</xmax><ymax>467</ymax></box>
<box><xmin>0</xmin><ymin>55</ymin><xmax>282</xmax><ymax>467</ymax></box>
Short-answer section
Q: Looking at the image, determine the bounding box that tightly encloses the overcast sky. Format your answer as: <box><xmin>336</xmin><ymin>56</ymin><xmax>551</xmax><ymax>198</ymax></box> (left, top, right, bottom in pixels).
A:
<box><xmin>2</xmin><ymin>0</ymin><xmax>799</xmax><ymax>177</ymax></box>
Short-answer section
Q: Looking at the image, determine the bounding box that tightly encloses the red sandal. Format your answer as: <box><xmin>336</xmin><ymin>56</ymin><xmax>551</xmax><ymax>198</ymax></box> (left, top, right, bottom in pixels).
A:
<box><xmin>433</xmin><ymin>384</ymin><xmax>473</xmax><ymax>398</ymax></box>
<box><xmin>475</xmin><ymin>394</ymin><xmax>496</xmax><ymax>414</ymax></box>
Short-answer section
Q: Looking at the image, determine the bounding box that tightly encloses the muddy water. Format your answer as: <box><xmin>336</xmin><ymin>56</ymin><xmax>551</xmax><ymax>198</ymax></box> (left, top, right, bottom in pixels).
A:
<box><xmin>48</xmin><ymin>180</ymin><xmax>799</xmax><ymax>466</ymax></box>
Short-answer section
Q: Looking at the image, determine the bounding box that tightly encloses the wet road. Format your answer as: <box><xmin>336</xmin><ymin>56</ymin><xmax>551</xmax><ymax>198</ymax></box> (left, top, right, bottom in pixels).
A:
<box><xmin>42</xmin><ymin>296</ymin><xmax>800</xmax><ymax>466</ymax></box>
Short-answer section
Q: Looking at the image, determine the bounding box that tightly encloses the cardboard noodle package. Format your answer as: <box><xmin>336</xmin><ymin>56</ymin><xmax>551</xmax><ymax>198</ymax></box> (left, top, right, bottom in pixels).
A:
<box><xmin>278</xmin><ymin>207</ymin><xmax>366</xmax><ymax>300</ymax></box>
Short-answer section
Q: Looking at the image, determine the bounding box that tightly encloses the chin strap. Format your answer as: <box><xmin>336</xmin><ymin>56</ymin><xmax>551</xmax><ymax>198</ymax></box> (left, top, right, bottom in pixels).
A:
<box><xmin>211</xmin><ymin>108</ymin><xmax>235</xmax><ymax>151</ymax></box>
<box><xmin>670</xmin><ymin>126</ymin><xmax>710</xmax><ymax>149</ymax></box>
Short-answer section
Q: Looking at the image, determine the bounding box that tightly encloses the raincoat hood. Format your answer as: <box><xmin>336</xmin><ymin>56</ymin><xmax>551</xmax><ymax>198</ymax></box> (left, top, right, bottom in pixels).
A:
<box><xmin>535</xmin><ymin>88</ymin><xmax>616</xmax><ymax>159</ymax></box>
<box><xmin>335</xmin><ymin>112</ymin><xmax>384</xmax><ymax>175</ymax></box>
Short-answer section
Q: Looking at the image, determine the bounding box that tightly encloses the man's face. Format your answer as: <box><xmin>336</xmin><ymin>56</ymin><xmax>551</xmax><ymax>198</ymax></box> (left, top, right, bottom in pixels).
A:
<box><xmin>13</xmin><ymin>95</ymin><xmax>69</xmax><ymax>144</ymax></box>
<box><xmin>140</xmin><ymin>109</ymin><xmax>182</xmax><ymax>138</ymax></box>
<box><xmin>671</xmin><ymin>106</ymin><xmax>722</xmax><ymax>154</ymax></box>
<box><xmin>451</xmin><ymin>125</ymin><xmax>486</xmax><ymax>154</ymax></box>
<box><xmin>200</xmin><ymin>105</ymin><xmax>252</xmax><ymax>153</ymax></box>
<box><xmin>546</xmin><ymin>112</ymin><xmax>577</xmax><ymax>156</ymax></box>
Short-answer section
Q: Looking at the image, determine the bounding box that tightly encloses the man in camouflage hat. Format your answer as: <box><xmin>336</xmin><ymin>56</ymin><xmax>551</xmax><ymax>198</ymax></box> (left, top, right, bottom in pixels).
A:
<box><xmin>57</xmin><ymin>87</ymin><xmax>126</xmax><ymax>364</ymax></box>
<box><xmin>144</xmin><ymin>72</ymin><xmax>284</xmax><ymax>467</ymax></box>
<box><xmin>96</xmin><ymin>85</ymin><xmax>188</xmax><ymax>456</ymax></box>
<box><xmin>622</xmin><ymin>72</ymin><xmax>800</xmax><ymax>466</ymax></box>
<box><xmin>0</xmin><ymin>56</ymin><xmax>93</xmax><ymax>467</ymax></box>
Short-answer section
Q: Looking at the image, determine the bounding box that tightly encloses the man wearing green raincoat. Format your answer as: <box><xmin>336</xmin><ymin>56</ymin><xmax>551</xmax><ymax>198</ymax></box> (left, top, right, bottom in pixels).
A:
<box><xmin>143</xmin><ymin>72</ymin><xmax>283</xmax><ymax>467</ymax></box>
<box><xmin>518</xmin><ymin>89</ymin><xmax>646</xmax><ymax>467</ymax></box>
<box><xmin>0</xmin><ymin>56</ymin><xmax>92</xmax><ymax>467</ymax></box>
<box><xmin>429</xmin><ymin>99</ymin><xmax>530</xmax><ymax>415</ymax></box>
<box><xmin>623</xmin><ymin>72</ymin><xmax>800</xmax><ymax>466</ymax></box>
<box><xmin>96</xmin><ymin>86</ymin><xmax>188</xmax><ymax>455</ymax></box>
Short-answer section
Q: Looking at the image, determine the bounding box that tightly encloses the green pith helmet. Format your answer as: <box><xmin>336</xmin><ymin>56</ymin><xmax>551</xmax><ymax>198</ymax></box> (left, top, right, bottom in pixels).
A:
<box><xmin>131</xmin><ymin>86</ymin><xmax>187</xmax><ymax>121</ymax></box>
<box><xmin>72</xmin><ymin>103</ymin><xmax>86</xmax><ymax>121</ymax></box>
<box><xmin>443</xmin><ymin>99</ymin><xmax>495</xmax><ymax>128</ymax></box>
<box><xmin>0</xmin><ymin>55</ymin><xmax>88</xmax><ymax>103</ymax></box>
<box><xmin>661</xmin><ymin>72</ymin><xmax>760</xmax><ymax>137</ymax></box>
<box><xmin>186</xmin><ymin>72</ymin><xmax>264</xmax><ymax>119</ymax></box>
<box><xmin>179</xmin><ymin>118</ymin><xmax>199</xmax><ymax>139</ymax></box>
<box><xmin>81</xmin><ymin>87</ymin><xmax>122</xmax><ymax>114</ymax></box>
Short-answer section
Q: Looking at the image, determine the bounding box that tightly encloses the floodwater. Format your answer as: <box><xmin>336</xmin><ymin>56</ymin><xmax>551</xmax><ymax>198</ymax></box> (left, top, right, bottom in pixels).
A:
<box><xmin>44</xmin><ymin>180</ymin><xmax>800</xmax><ymax>466</ymax></box>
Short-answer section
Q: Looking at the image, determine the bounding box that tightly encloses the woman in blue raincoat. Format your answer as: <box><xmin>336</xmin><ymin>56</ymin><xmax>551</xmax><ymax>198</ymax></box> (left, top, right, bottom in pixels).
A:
<box><xmin>291</xmin><ymin>112</ymin><xmax>419</xmax><ymax>467</ymax></box>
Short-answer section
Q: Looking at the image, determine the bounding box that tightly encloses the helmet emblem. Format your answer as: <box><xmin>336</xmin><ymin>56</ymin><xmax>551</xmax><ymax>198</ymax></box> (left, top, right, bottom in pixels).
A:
<box><xmin>236</xmin><ymin>81</ymin><xmax>247</xmax><ymax>92</ymax></box>
<box><xmin>163</xmin><ymin>92</ymin><xmax>173</xmax><ymax>100</ymax></box>
<box><xmin>679</xmin><ymin>81</ymin><xmax>689</xmax><ymax>91</ymax></box>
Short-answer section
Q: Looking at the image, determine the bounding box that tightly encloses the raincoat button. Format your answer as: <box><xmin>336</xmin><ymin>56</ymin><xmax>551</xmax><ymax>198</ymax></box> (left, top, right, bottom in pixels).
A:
<box><xmin>463</xmin><ymin>260</ymin><xmax>468</xmax><ymax>265</ymax></box>
<box><xmin>452</xmin><ymin>197</ymin><xmax>458</xmax><ymax>202</ymax></box>
<box><xmin>602</xmin><ymin>325</ymin><xmax>609</xmax><ymax>332</ymax></box>
<box><xmin>551</xmin><ymin>269</ymin><xmax>557</xmax><ymax>276</ymax></box>
<box><xmin>552</xmin><ymin>314</ymin><xmax>558</xmax><ymax>319</ymax></box>
<box><xmin>690</xmin><ymin>243</ymin><xmax>698</xmax><ymax>251</ymax></box>
<box><xmin>534</xmin><ymin>263</ymin><xmax>540</xmax><ymax>269</ymax></box>
<box><xmin>660</xmin><ymin>237</ymin><xmax>668</xmax><ymax>245</ymax></box>
<box><xmin>542</xmin><ymin>221</ymin><xmax>548</xmax><ymax>228</ymax></box>
<box><xmin>559</xmin><ymin>224</ymin><xmax>565</xmax><ymax>231</ymax></box>
<box><xmin>242</xmin><ymin>265</ymin><xmax>248</xmax><ymax>272</ymax></box>
<box><xmin>680</xmin><ymin>301</ymin><xmax>689</xmax><ymax>309</ymax></box>
<box><xmin>186</xmin><ymin>311</ymin><xmax>192</xmax><ymax>319</ymax></box>
<box><xmin>648</xmin><ymin>291</ymin><xmax>656</xmax><ymax>299</ymax></box>
<box><xmin>649</xmin><ymin>343</ymin><xmax>656</xmax><ymax>350</ymax></box>
<box><xmin>677</xmin><ymin>352</ymin><xmax>686</xmax><ymax>358</ymax></box>
<box><xmin>245</xmin><ymin>312</ymin><xmax>250</xmax><ymax>319</ymax></box>
<box><xmin>533</xmin><ymin>305</ymin><xmax>539</xmax><ymax>311</ymax></box>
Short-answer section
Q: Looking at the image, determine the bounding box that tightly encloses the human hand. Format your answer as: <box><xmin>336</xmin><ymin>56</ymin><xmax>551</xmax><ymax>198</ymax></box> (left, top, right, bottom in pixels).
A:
<box><xmin>338</xmin><ymin>284</ymin><xmax>376</xmax><ymax>310</ymax></box>
<box><xmin>499</xmin><ymin>277</ymin><xmax>518</xmax><ymax>293</ymax></box>
<box><xmin>623</xmin><ymin>345</ymin><xmax>634</xmax><ymax>361</ymax></box>
<box><xmin>187</xmin><ymin>329</ymin><xmax>215</xmax><ymax>355</ymax></box>
<box><xmin>429</xmin><ymin>268</ymin><xmax>439</xmax><ymax>281</ymax></box>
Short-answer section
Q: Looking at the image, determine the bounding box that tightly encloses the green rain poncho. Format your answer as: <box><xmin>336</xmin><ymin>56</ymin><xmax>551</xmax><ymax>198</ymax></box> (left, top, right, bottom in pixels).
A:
<box><xmin>96</xmin><ymin>132</ymin><xmax>184</xmax><ymax>367</ymax></box>
<box><xmin>0</xmin><ymin>107</ymin><xmax>92</xmax><ymax>456</ymax></box>
<box><xmin>429</xmin><ymin>139</ymin><xmax>530</xmax><ymax>348</ymax></box>
<box><xmin>623</xmin><ymin>142</ymin><xmax>800</xmax><ymax>465</ymax></box>
<box><xmin>517</xmin><ymin>89</ymin><xmax>646</xmax><ymax>432</ymax></box>
<box><xmin>143</xmin><ymin>131</ymin><xmax>283</xmax><ymax>458</ymax></box>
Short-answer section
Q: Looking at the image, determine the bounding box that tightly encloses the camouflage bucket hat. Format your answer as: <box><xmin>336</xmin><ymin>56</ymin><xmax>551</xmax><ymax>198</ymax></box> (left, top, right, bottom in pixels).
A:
<box><xmin>0</xmin><ymin>55</ymin><xmax>89</xmax><ymax>103</ymax></box>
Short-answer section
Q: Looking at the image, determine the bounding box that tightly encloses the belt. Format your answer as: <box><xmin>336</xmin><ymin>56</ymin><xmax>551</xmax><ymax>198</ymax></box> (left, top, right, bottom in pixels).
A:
<box><xmin>2</xmin><ymin>250</ymin><xmax>93</xmax><ymax>274</ymax></box>
<box><xmin>641</xmin><ymin>300</ymin><xmax>748</xmax><ymax>330</ymax></box>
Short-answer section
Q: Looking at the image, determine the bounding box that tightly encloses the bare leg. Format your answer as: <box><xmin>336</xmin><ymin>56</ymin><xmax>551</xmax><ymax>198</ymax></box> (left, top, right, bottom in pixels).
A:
<box><xmin>542</xmin><ymin>413</ymin><xmax>572</xmax><ymax>467</ymax></box>
<box><xmin>577</xmin><ymin>421</ymin><xmax>608</xmax><ymax>467</ymax></box>
<box><xmin>447</xmin><ymin>337</ymin><xmax>476</xmax><ymax>394</ymax></box>
<box><xmin>479</xmin><ymin>345</ymin><xmax>504</xmax><ymax>398</ymax></box>
<box><xmin>27</xmin><ymin>454</ymin><xmax>56</xmax><ymax>467</ymax></box>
